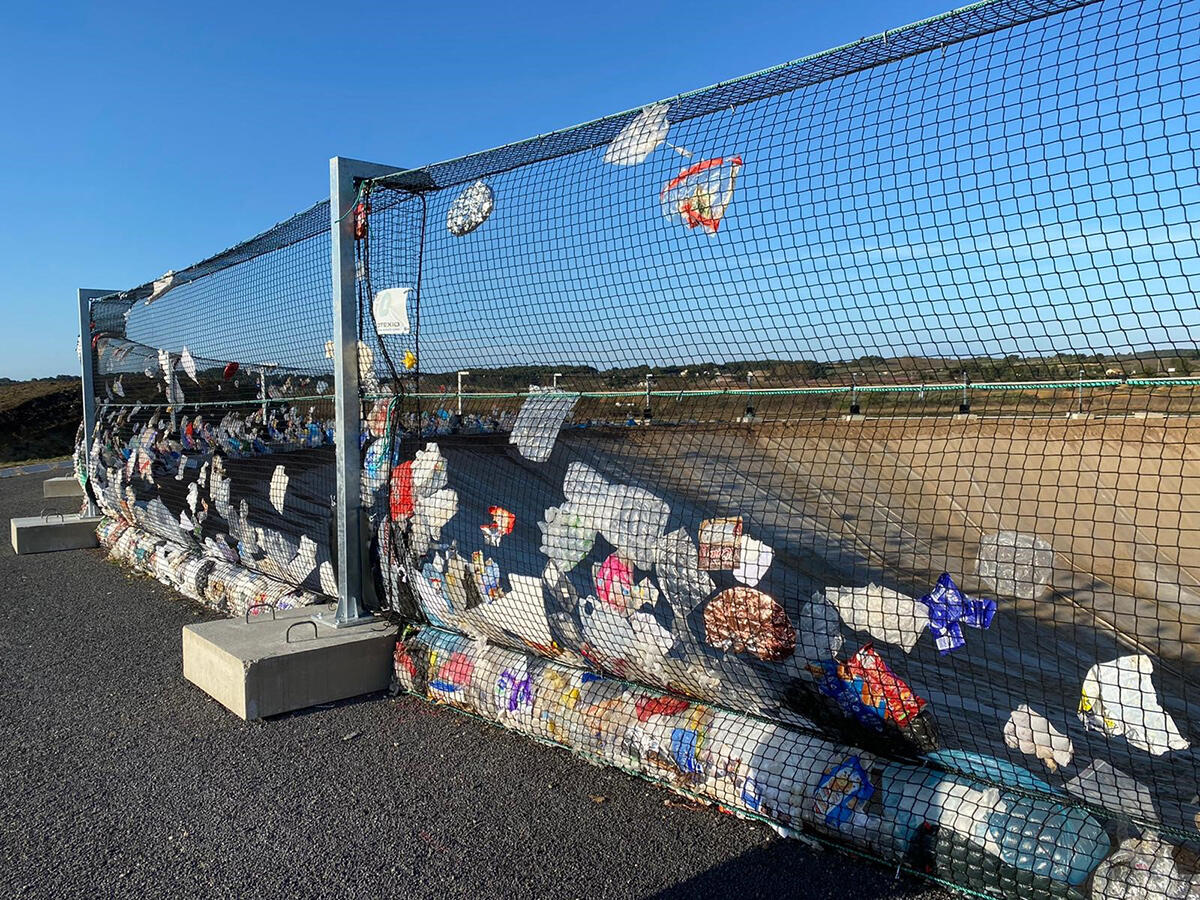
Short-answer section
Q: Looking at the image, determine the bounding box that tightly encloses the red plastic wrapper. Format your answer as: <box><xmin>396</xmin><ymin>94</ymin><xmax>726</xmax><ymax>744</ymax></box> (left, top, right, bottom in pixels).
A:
<box><xmin>389</xmin><ymin>461</ymin><xmax>415</xmax><ymax>520</ymax></box>
<box><xmin>843</xmin><ymin>643</ymin><xmax>926</xmax><ymax>727</ymax></box>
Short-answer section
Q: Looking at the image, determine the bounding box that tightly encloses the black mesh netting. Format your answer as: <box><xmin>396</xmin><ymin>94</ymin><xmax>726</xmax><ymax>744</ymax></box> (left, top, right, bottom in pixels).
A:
<box><xmin>85</xmin><ymin>201</ymin><xmax>340</xmax><ymax>614</ymax></box>
<box><xmin>85</xmin><ymin>0</ymin><xmax>1200</xmax><ymax>895</ymax></box>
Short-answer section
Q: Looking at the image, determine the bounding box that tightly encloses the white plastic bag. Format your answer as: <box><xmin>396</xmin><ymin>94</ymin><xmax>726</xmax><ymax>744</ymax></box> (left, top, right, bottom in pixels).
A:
<box><xmin>825</xmin><ymin>583</ymin><xmax>928</xmax><ymax>653</ymax></box>
<box><xmin>1003</xmin><ymin>704</ymin><xmax>1074</xmax><ymax>771</ymax></box>
<box><xmin>538</xmin><ymin>502</ymin><xmax>597</xmax><ymax>571</ymax></box>
<box><xmin>1079</xmin><ymin>654</ymin><xmax>1190</xmax><ymax>756</ymax></box>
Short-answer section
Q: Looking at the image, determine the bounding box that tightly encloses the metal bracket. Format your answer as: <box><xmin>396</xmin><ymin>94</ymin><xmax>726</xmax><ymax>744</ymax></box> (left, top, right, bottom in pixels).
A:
<box><xmin>244</xmin><ymin>603</ymin><xmax>278</xmax><ymax>624</ymax></box>
<box><xmin>286</xmin><ymin>620</ymin><xmax>319</xmax><ymax>644</ymax></box>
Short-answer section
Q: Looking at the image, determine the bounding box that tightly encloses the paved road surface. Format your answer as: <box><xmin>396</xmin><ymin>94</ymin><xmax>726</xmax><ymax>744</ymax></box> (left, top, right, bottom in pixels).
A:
<box><xmin>0</xmin><ymin>471</ymin><xmax>949</xmax><ymax>899</ymax></box>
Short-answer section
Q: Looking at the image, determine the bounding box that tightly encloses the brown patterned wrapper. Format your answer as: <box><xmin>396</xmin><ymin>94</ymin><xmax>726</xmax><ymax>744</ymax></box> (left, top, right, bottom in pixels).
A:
<box><xmin>703</xmin><ymin>587</ymin><xmax>797</xmax><ymax>661</ymax></box>
<box><xmin>698</xmin><ymin>516</ymin><xmax>743</xmax><ymax>570</ymax></box>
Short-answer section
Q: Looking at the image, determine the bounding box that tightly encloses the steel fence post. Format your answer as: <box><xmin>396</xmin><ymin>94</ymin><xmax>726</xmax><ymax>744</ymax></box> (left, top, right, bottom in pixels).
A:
<box><xmin>321</xmin><ymin>156</ymin><xmax>403</xmax><ymax>628</ymax></box>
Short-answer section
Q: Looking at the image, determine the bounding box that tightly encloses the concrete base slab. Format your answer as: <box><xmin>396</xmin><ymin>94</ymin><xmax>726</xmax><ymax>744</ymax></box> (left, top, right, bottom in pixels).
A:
<box><xmin>43</xmin><ymin>476</ymin><xmax>84</xmax><ymax>499</ymax></box>
<box><xmin>183</xmin><ymin>607</ymin><xmax>399</xmax><ymax>720</ymax></box>
<box><xmin>10</xmin><ymin>514</ymin><xmax>102</xmax><ymax>554</ymax></box>
<box><xmin>840</xmin><ymin>414</ymin><xmax>866</xmax><ymax>421</ymax></box>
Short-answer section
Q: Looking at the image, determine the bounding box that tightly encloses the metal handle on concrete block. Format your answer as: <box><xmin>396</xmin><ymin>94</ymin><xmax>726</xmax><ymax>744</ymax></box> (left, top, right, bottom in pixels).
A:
<box><xmin>39</xmin><ymin>508</ymin><xmax>65</xmax><ymax>523</ymax></box>
<box><xmin>286</xmin><ymin>621</ymin><xmax>319</xmax><ymax>644</ymax></box>
<box><xmin>245</xmin><ymin>603</ymin><xmax>278</xmax><ymax>624</ymax></box>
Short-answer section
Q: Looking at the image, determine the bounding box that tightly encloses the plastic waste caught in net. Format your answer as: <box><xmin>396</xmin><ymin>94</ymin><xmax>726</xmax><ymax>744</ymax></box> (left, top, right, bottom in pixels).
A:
<box><xmin>976</xmin><ymin>531</ymin><xmax>1056</xmax><ymax>601</ymax></box>
<box><xmin>509</xmin><ymin>388</ymin><xmax>580</xmax><ymax>462</ymax></box>
<box><xmin>82</xmin><ymin>0</ymin><xmax>1200</xmax><ymax>896</ymax></box>
<box><xmin>1091</xmin><ymin>836</ymin><xmax>1200</xmax><ymax>900</ymax></box>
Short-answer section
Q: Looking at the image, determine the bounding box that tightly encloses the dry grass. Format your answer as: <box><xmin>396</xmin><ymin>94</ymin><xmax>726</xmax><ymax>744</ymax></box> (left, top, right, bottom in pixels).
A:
<box><xmin>0</xmin><ymin>377</ymin><xmax>78</xmax><ymax>413</ymax></box>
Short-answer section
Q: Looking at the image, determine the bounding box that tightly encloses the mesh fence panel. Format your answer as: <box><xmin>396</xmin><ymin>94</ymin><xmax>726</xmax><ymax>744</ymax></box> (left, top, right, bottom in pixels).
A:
<box><xmin>87</xmin><ymin>201</ymin><xmax>341</xmax><ymax>610</ymax></box>
<box><xmin>88</xmin><ymin>0</ymin><xmax>1200</xmax><ymax>893</ymax></box>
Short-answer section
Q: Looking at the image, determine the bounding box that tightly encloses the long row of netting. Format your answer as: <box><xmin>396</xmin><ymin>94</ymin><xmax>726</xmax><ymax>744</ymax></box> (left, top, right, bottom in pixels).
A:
<box><xmin>355</xmin><ymin>0</ymin><xmax>1200</xmax><ymax>897</ymax></box>
<box><xmin>75</xmin><ymin>0</ymin><xmax>1200</xmax><ymax>895</ymax></box>
<box><xmin>83</xmin><ymin>202</ymin><xmax>346</xmax><ymax>618</ymax></box>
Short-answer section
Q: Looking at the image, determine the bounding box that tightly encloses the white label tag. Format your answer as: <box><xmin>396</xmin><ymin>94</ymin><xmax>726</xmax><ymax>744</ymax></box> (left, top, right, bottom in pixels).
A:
<box><xmin>372</xmin><ymin>287</ymin><xmax>412</xmax><ymax>335</ymax></box>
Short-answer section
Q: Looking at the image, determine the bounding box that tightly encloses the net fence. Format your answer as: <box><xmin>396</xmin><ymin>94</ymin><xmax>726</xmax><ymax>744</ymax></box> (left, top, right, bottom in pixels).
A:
<box><xmin>84</xmin><ymin>0</ymin><xmax>1200</xmax><ymax>894</ymax></box>
<box><xmin>86</xmin><ymin>201</ymin><xmax>340</xmax><ymax>613</ymax></box>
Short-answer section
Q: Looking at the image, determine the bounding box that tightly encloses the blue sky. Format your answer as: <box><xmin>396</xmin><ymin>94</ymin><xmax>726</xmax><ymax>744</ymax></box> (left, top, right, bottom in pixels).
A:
<box><xmin>0</xmin><ymin>0</ymin><xmax>988</xmax><ymax>379</ymax></box>
<box><xmin>3</xmin><ymin>0</ymin><xmax>1196</xmax><ymax>381</ymax></box>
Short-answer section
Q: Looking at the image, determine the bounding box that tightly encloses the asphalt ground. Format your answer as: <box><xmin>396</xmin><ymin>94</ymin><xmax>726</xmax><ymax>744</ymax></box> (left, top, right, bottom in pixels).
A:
<box><xmin>0</xmin><ymin>471</ymin><xmax>950</xmax><ymax>899</ymax></box>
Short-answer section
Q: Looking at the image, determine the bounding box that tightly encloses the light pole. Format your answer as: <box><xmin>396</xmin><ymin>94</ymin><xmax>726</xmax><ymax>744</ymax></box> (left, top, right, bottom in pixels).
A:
<box><xmin>850</xmin><ymin>372</ymin><xmax>861</xmax><ymax>416</ymax></box>
<box><xmin>959</xmin><ymin>370</ymin><xmax>970</xmax><ymax>414</ymax></box>
<box><xmin>552</xmin><ymin>372</ymin><xmax>563</xmax><ymax>390</ymax></box>
<box><xmin>643</xmin><ymin>371</ymin><xmax>654</xmax><ymax>422</ymax></box>
<box><xmin>745</xmin><ymin>370</ymin><xmax>756</xmax><ymax>419</ymax></box>
<box><xmin>456</xmin><ymin>370</ymin><xmax>470</xmax><ymax>416</ymax></box>
<box><xmin>258</xmin><ymin>369</ymin><xmax>268</xmax><ymax>423</ymax></box>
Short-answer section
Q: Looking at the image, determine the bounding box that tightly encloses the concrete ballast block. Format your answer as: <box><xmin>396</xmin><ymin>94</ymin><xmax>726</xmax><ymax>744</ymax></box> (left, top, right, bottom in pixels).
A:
<box><xmin>182</xmin><ymin>607</ymin><xmax>399</xmax><ymax>720</ymax></box>
<box><xmin>43</xmin><ymin>476</ymin><xmax>85</xmax><ymax>499</ymax></box>
<box><xmin>10</xmin><ymin>514</ymin><xmax>102</xmax><ymax>554</ymax></box>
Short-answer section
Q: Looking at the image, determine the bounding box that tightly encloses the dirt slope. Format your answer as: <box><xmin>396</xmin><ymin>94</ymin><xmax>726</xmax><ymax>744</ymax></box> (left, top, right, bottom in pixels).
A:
<box><xmin>0</xmin><ymin>377</ymin><xmax>80</xmax><ymax>464</ymax></box>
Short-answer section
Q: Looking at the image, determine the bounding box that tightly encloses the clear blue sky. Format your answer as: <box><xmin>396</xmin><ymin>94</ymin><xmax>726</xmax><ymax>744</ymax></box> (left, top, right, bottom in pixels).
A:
<box><xmin>4</xmin><ymin>0</ymin><xmax>1197</xmax><ymax>382</ymax></box>
<box><xmin>0</xmin><ymin>0</ymin><xmax>970</xmax><ymax>379</ymax></box>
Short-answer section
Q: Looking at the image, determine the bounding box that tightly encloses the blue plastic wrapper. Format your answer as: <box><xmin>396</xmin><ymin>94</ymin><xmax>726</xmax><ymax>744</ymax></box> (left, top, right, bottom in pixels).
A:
<box><xmin>918</xmin><ymin>573</ymin><xmax>996</xmax><ymax>654</ymax></box>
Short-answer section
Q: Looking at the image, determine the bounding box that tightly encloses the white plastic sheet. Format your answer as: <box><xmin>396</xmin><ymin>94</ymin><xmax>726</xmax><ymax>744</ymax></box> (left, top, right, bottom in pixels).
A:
<box><xmin>604</xmin><ymin>103</ymin><xmax>671</xmax><ymax>165</ymax></box>
<box><xmin>824</xmin><ymin>583</ymin><xmax>928</xmax><ymax>653</ymax></box>
<box><xmin>733</xmin><ymin>535</ymin><xmax>773</xmax><ymax>587</ymax></box>
<box><xmin>179</xmin><ymin>346</ymin><xmax>198</xmax><ymax>383</ymax></box>
<box><xmin>580</xmin><ymin>595</ymin><xmax>635</xmax><ymax>666</ymax></box>
<box><xmin>318</xmin><ymin>560</ymin><xmax>337</xmax><ymax>596</ymax></box>
<box><xmin>475</xmin><ymin>574</ymin><xmax>555</xmax><ymax>649</ymax></box>
<box><xmin>1003</xmin><ymin>704</ymin><xmax>1074</xmax><ymax>771</ymax></box>
<box><xmin>145</xmin><ymin>270</ymin><xmax>175</xmax><ymax>304</ymax></box>
<box><xmin>509</xmin><ymin>388</ymin><xmax>578</xmax><ymax>462</ymax></box>
<box><xmin>269</xmin><ymin>465</ymin><xmax>288</xmax><ymax>514</ymax></box>
<box><xmin>1078</xmin><ymin>654</ymin><xmax>1190</xmax><ymax>756</ymax></box>
<box><xmin>976</xmin><ymin>531</ymin><xmax>1054</xmax><ymax>600</ymax></box>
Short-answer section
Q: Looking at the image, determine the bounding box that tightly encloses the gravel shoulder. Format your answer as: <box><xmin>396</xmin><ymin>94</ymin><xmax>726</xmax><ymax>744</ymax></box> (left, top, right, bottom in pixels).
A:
<box><xmin>0</xmin><ymin>471</ymin><xmax>949</xmax><ymax>899</ymax></box>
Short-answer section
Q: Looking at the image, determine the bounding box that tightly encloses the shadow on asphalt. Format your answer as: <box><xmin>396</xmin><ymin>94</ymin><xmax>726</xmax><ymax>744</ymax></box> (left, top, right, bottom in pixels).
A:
<box><xmin>651</xmin><ymin>839</ymin><xmax>934</xmax><ymax>900</ymax></box>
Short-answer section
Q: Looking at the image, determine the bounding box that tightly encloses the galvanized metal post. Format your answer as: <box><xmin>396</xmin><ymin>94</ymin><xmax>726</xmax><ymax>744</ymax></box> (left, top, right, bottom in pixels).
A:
<box><xmin>321</xmin><ymin>156</ymin><xmax>403</xmax><ymax>629</ymax></box>
<box><xmin>78</xmin><ymin>288</ymin><xmax>115</xmax><ymax>517</ymax></box>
